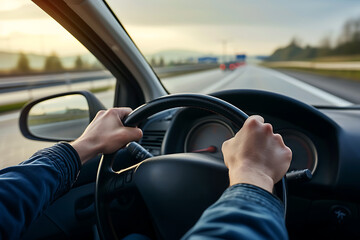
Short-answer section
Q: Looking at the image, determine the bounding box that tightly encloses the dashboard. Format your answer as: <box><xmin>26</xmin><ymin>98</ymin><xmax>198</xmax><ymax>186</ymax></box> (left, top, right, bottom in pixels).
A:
<box><xmin>159</xmin><ymin>109</ymin><xmax>319</xmax><ymax>174</ymax></box>
<box><xmin>140</xmin><ymin>90</ymin><xmax>336</xmax><ymax>188</ymax></box>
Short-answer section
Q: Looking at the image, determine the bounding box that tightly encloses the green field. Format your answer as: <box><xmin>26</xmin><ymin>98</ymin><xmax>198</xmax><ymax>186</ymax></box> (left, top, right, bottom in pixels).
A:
<box><xmin>0</xmin><ymin>101</ymin><xmax>29</xmax><ymax>114</ymax></box>
<box><xmin>313</xmin><ymin>55</ymin><xmax>360</xmax><ymax>62</ymax></box>
<box><xmin>268</xmin><ymin>66</ymin><xmax>360</xmax><ymax>82</ymax></box>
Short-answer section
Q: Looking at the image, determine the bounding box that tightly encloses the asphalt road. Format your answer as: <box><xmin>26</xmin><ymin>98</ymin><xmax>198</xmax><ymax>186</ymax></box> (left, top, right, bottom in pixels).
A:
<box><xmin>0</xmin><ymin>65</ymin><xmax>357</xmax><ymax>168</ymax></box>
<box><xmin>277</xmin><ymin>69</ymin><xmax>360</xmax><ymax>104</ymax></box>
<box><xmin>30</xmin><ymin>118</ymin><xmax>89</xmax><ymax>140</ymax></box>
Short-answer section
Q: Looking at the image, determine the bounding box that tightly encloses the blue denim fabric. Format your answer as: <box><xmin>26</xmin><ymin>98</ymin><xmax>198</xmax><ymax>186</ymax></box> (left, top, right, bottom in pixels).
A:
<box><xmin>0</xmin><ymin>143</ymin><xmax>81</xmax><ymax>240</ymax></box>
<box><xmin>122</xmin><ymin>233</ymin><xmax>151</xmax><ymax>240</ymax></box>
<box><xmin>182</xmin><ymin>184</ymin><xmax>288</xmax><ymax>240</ymax></box>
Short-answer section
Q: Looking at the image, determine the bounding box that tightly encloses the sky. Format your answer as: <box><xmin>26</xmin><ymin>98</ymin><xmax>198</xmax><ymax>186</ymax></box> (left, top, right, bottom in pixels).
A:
<box><xmin>108</xmin><ymin>0</ymin><xmax>360</xmax><ymax>56</ymax></box>
<box><xmin>0</xmin><ymin>0</ymin><xmax>87</xmax><ymax>56</ymax></box>
<box><xmin>1</xmin><ymin>0</ymin><xmax>360</xmax><ymax>56</ymax></box>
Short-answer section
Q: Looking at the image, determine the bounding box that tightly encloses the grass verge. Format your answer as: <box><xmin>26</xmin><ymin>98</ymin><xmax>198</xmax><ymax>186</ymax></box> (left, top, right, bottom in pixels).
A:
<box><xmin>313</xmin><ymin>55</ymin><xmax>360</xmax><ymax>62</ymax></box>
<box><xmin>267</xmin><ymin>66</ymin><xmax>360</xmax><ymax>82</ymax></box>
<box><xmin>89</xmin><ymin>86</ymin><xmax>114</xmax><ymax>93</ymax></box>
<box><xmin>0</xmin><ymin>101</ymin><xmax>28</xmax><ymax>114</ymax></box>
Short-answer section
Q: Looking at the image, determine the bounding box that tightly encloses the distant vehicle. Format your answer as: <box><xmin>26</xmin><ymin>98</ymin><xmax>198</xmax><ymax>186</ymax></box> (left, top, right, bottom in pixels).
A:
<box><xmin>219</xmin><ymin>61</ymin><xmax>245</xmax><ymax>71</ymax></box>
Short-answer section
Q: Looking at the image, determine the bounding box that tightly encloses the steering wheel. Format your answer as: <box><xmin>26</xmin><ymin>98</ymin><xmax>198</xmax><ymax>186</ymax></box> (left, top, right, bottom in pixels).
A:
<box><xmin>95</xmin><ymin>93</ymin><xmax>286</xmax><ymax>240</ymax></box>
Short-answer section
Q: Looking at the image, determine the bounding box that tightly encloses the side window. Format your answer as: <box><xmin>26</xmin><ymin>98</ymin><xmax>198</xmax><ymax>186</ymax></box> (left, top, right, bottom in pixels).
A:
<box><xmin>0</xmin><ymin>1</ymin><xmax>115</xmax><ymax>168</ymax></box>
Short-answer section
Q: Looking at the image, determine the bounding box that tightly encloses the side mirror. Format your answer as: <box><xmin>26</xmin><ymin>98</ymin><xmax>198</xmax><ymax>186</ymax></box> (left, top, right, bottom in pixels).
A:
<box><xmin>19</xmin><ymin>91</ymin><xmax>106</xmax><ymax>142</ymax></box>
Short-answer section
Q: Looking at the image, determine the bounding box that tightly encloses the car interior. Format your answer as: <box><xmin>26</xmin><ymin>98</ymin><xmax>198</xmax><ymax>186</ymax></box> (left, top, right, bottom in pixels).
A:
<box><xmin>8</xmin><ymin>0</ymin><xmax>360</xmax><ymax>239</ymax></box>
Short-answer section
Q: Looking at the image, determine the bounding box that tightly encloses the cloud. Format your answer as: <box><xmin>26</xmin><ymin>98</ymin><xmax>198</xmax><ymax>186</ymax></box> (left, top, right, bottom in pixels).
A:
<box><xmin>0</xmin><ymin>3</ymin><xmax>48</xmax><ymax>20</ymax></box>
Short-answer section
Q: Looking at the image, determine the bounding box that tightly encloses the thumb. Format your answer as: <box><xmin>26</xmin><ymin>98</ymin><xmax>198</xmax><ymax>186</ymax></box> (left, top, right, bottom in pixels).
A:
<box><xmin>115</xmin><ymin>127</ymin><xmax>143</xmax><ymax>146</ymax></box>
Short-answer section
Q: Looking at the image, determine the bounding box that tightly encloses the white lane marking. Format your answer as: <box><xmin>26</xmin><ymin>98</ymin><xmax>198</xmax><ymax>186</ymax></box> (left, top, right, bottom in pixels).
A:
<box><xmin>201</xmin><ymin>68</ymin><xmax>245</xmax><ymax>94</ymax></box>
<box><xmin>259</xmin><ymin>67</ymin><xmax>353</xmax><ymax>106</ymax></box>
<box><xmin>0</xmin><ymin>112</ymin><xmax>20</xmax><ymax>122</ymax></box>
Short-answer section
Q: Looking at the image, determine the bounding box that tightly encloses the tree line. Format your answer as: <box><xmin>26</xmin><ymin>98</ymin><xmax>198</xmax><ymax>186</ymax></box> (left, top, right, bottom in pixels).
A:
<box><xmin>266</xmin><ymin>16</ymin><xmax>360</xmax><ymax>61</ymax></box>
<box><xmin>14</xmin><ymin>52</ymin><xmax>104</xmax><ymax>74</ymax></box>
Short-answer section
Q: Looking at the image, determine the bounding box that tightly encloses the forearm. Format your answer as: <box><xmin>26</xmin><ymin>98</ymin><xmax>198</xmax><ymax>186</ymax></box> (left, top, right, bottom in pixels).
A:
<box><xmin>182</xmin><ymin>184</ymin><xmax>288</xmax><ymax>240</ymax></box>
<box><xmin>0</xmin><ymin>143</ymin><xmax>81</xmax><ymax>239</ymax></box>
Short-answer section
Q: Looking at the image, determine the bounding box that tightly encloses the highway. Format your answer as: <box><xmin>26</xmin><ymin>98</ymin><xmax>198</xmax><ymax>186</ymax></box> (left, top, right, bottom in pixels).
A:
<box><xmin>30</xmin><ymin>118</ymin><xmax>89</xmax><ymax>140</ymax></box>
<box><xmin>1</xmin><ymin>64</ymin><xmax>359</xmax><ymax>169</ymax></box>
<box><xmin>162</xmin><ymin>65</ymin><xmax>354</xmax><ymax>106</ymax></box>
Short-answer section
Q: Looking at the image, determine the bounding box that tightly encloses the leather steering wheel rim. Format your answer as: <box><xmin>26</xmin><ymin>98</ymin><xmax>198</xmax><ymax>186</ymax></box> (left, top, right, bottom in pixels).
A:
<box><xmin>124</xmin><ymin>93</ymin><xmax>249</xmax><ymax>128</ymax></box>
<box><xmin>95</xmin><ymin>93</ymin><xmax>285</xmax><ymax>240</ymax></box>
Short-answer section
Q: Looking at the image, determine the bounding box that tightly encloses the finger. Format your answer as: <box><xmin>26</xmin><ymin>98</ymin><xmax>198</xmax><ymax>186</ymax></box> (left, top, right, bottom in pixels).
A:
<box><xmin>264</xmin><ymin>123</ymin><xmax>273</xmax><ymax>134</ymax></box>
<box><xmin>115</xmin><ymin>107</ymin><xmax>133</xmax><ymax>119</ymax></box>
<box><xmin>118</xmin><ymin>127</ymin><xmax>143</xmax><ymax>143</ymax></box>
<box><xmin>95</xmin><ymin>110</ymin><xmax>106</xmax><ymax>118</ymax></box>
<box><xmin>243</xmin><ymin>115</ymin><xmax>265</xmax><ymax>130</ymax></box>
<box><xmin>284</xmin><ymin>146</ymin><xmax>293</xmax><ymax>161</ymax></box>
<box><xmin>221</xmin><ymin>138</ymin><xmax>231</xmax><ymax>152</ymax></box>
<box><xmin>249</xmin><ymin>115</ymin><xmax>264</xmax><ymax>123</ymax></box>
<box><xmin>273</xmin><ymin>133</ymin><xmax>286</xmax><ymax>147</ymax></box>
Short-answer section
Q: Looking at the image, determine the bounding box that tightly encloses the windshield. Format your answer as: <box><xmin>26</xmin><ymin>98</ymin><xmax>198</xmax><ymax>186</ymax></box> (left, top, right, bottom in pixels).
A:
<box><xmin>107</xmin><ymin>0</ymin><xmax>360</xmax><ymax>106</ymax></box>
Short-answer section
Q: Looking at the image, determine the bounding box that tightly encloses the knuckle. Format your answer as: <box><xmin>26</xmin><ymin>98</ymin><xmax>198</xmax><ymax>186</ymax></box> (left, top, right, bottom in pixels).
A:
<box><xmin>274</xmin><ymin>133</ymin><xmax>283</xmax><ymax>142</ymax></box>
<box><xmin>222</xmin><ymin>139</ymin><xmax>230</xmax><ymax>150</ymax></box>
<box><xmin>96</xmin><ymin>110</ymin><xmax>106</xmax><ymax>117</ymax></box>
<box><xmin>107</xmin><ymin>108</ymin><xmax>117</xmax><ymax>115</ymax></box>
<box><xmin>286</xmin><ymin>146</ymin><xmax>293</xmax><ymax>159</ymax></box>
<box><xmin>245</xmin><ymin>117</ymin><xmax>260</xmax><ymax>128</ymax></box>
<box><xmin>264</xmin><ymin>123</ymin><xmax>273</xmax><ymax>133</ymax></box>
<box><xmin>106</xmin><ymin>108</ymin><xmax>122</xmax><ymax>118</ymax></box>
<box><xmin>274</xmin><ymin>134</ymin><xmax>285</xmax><ymax>146</ymax></box>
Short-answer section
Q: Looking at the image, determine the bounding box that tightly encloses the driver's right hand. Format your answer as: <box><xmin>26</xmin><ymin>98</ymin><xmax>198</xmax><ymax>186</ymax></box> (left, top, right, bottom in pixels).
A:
<box><xmin>222</xmin><ymin>115</ymin><xmax>292</xmax><ymax>193</ymax></box>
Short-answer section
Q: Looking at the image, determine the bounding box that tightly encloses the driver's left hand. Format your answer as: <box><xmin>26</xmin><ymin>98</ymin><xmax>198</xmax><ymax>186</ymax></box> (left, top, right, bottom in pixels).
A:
<box><xmin>71</xmin><ymin>108</ymin><xmax>143</xmax><ymax>164</ymax></box>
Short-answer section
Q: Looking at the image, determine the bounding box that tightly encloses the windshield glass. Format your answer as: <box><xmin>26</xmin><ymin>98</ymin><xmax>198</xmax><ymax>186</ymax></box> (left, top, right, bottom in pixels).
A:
<box><xmin>107</xmin><ymin>0</ymin><xmax>360</xmax><ymax>106</ymax></box>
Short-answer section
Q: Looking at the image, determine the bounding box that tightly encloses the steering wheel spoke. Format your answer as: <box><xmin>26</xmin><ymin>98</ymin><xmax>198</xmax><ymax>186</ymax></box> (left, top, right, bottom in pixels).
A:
<box><xmin>97</xmin><ymin>158</ymin><xmax>137</xmax><ymax>197</ymax></box>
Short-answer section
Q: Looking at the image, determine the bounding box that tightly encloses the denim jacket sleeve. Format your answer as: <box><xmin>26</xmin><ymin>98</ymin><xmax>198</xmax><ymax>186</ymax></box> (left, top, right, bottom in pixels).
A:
<box><xmin>0</xmin><ymin>142</ymin><xmax>81</xmax><ymax>240</ymax></box>
<box><xmin>181</xmin><ymin>183</ymin><xmax>288</xmax><ymax>240</ymax></box>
